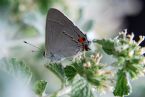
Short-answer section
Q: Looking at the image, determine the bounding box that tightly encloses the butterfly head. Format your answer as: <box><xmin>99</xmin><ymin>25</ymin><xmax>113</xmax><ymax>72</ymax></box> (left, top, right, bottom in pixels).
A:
<box><xmin>77</xmin><ymin>34</ymin><xmax>90</xmax><ymax>51</ymax></box>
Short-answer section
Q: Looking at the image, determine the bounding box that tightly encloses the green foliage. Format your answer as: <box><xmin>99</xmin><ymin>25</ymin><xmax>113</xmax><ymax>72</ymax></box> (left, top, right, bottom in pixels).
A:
<box><xmin>64</xmin><ymin>65</ymin><xmax>77</xmax><ymax>81</ymax></box>
<box><xmin>96</xmin><ymin>31</ymin><xmax>145</xmax><ymax>97</ymax></box>
<box><xmin>0</xmin><ymin>0</ymin><xmax>10</xmax><ymax>7</ymax></box>
<box><xmin>34</xmin><ymin>80</ymin><xmax>48</xmax><ymax>96</ymax></box>
<box><xmin>20</xmin><ymin>26</ymin><xmax>38</xmax><ymax>37</ymax></box>
<box><xmin>37</xmin><ymin>0</ymin><xmax>55</xmax><ymax>14</ymax></box>
<box><xmin>0</xmin><ymin>0</ymin><xmax>67</xmax><ymax>39</ymax></box>
<box><xmin>36</xmin><ymin>31</ymin><xmax>145</xmax><ymax>97</ymax></box>
<box><xmin>0</xmin><ymin>58</ymin><xmax>32</xmax><ymax>84</ymax></box>
<box><xmin>113</xmin><ymin>70</ymin><xmax>131</xmax><ymax>96</ymax></box>
<box><xmin>45</xmin><ymin>63</ymin><xmax>65</xmax><ymax>83</ymax></box>
<box><xmin>44</xmin><ymin>53</ymin><xmax>110</xmax><ymax>97</ymax></box>
<box><xmin>1</xmin><ymin>31</ymin><xmax>144</xmax><ymax>97</ymax></box>
<box><xmin>95</xmin><ymin>39</ymin><xmax>116</xmax><ymax>55</ymax></box>
<box><xmin>35</xmin><ymin>44</ymin><xmax>45</xmax><ymax>59</ymax></box>
<box><xmin>36</xmin><ymin>0</ymin><xmax>64</xmax><ymax>14</ymax></box>
<box><xmin>71</xmin><ymin>76</ymin><xmax>94</xmax><ymax>97</ymax></box>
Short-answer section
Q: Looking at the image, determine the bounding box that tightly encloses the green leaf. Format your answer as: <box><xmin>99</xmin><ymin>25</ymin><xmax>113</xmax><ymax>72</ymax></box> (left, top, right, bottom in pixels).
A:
<box><xmin>22</xmin><ymin>26</ymin><xmax>38</xmax><ymax>37</ymax></box>
<box><xmin>95</xmin><ymin>39</ymin><xmax>116</xmax><ymax>55</ymax></box>
<box><xmin>45</xmin><ymin>63</ymin><xmax>65</xmax><ymax>83</ymax></box>
<box><xmin>64</xmin><ymin>65</ymin><xmax>77</xmax><ymax>81</ymax></box>
<box><xmin>87</xmin><ymin>77</ymin><xmax>100</xmax><ymax>86</ymax></box>
<box><xmin>71</xmin><ymin>76</ymin><xmax>94</xmax><ymax>97</ymax></box>
<box><xmin>34</xmin><ymin>80</ymin><xmax>47</xmax><ymax>96</ymax></box>
<box><xmin>0</xmin><ymin>58</ymin><xmax>32</xmax><ymax>85</ymax></box>
<box><xmin>71</xmin><ymin>61</ymin><xmax>85</xmax><ymax>76</ymax></box>
<box><xmin>126</xmin><ymin>63</ymin><xmax>143</xmax><ymax>79</ymax></box>
<box><xmin>113</xmin><ymin>70</ymin><xmax>131</xmax><ymax>96</ymax></box>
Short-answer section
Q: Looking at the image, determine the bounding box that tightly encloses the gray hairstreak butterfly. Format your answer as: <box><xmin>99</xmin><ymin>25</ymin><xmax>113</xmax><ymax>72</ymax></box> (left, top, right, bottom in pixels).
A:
<box><xmin>45</xmin><ymin>8</ymin><xmax>90</xmax><ymax>61</ymax></box>
<box><xmin>24</xmin><ymin>8</ymin><xmax>90</xmax><ymax>61</ymax></box>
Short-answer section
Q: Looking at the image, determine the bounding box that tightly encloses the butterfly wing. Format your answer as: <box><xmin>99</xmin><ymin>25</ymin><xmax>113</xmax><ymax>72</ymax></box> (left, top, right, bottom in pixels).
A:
<box><xmin>45</xmin><ymin>8</ymin><xmax>87</xmax><ymax>60</ymax></box>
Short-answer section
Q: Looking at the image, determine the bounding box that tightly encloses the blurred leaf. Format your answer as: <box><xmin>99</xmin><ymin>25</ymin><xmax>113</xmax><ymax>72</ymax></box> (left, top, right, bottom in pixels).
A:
<box><xmin>113</xmin><ymin>70</ymin><xmax>131</xmax><ymax>96</ymax></box>
<box><xmin>45</xmin><ymin>63</ymin><xmax>65</xmax><ymax>83</ymax></box>
<box><xmin>0</xmin><ymin>58</ymin><xmax>32</xmax><ymax>85</ymax></box>
<box><xmin>34</xmin><ymin>80</ymin><xmax>47</xmax><ymax>96</ymax></box>
<box><xmin>71</xmin><ymin>76</ymin><xmax>94</xmax><ymax>97</ymax></box>
<box><xmin>13</xmin><ymin>25</ymin><xmax>39</xmax><ymax>39</ymax></box>
<box><xmin>82</xmin><ymin>20</ymin><xmax>94</xmax><ymax>32</ymax></box>
<box><xmin>76</xmin><ymin>8</ymin><xmax>83</xmax><ymax>21</ymax></box>
<box><xmin>22</xmin><ymin>26</ymin><xmax>38</xmax><ymax>37</ymax></box>
<box><xmin>95</xmin><ymin>39</ymin><xmax>116</xmax><ymax>55</ymax></box>
<box><xmin>64</xmin><ymin>65</ymin><xmax>77</xmax><ymax>81</ymax></box>
<box><xmin>11</xmin><ymin>0</ymin><xmax>19</xmax><ymax>14</ymax></box>
<box><xmin>50</xmin><ymin>93</ymin><xmax>57</xmax><ymax>97</ymax></box>
<box><xmin>35</xmin><ymin>44</ymin><xmax>45</xmax><ymax>59</ymax></box>
<box><xmin>0</xmin><ymin>0</ymin><xmax>10</xmax><ymax>7</ymax></box>
<box><xmin>37</xmin><ymin>0</ymin><xmax>57</xmax><ymax>14</ymax></box>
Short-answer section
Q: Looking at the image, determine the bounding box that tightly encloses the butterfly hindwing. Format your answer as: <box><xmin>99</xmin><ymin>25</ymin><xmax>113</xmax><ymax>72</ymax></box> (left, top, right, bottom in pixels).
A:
<box><xmin>45</xmin><ymin>8</ymin><xmax>88</xmax><ymax>60</ymax></box>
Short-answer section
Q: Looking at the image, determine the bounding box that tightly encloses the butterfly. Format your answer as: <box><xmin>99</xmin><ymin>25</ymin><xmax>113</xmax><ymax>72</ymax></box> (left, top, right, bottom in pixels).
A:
<box><xmin>45</xmin><ymin>8</ymin><xmax>90</xmax><ymax>61</ymax></box>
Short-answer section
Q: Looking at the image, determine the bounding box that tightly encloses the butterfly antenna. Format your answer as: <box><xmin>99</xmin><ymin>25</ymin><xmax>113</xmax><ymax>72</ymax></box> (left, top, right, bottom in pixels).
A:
<box><xmin>24</xmin><ymin>41</ymin><xmax>41</xmax><ymax>49</ymax></box>
<box><xmin>31</xmin><ymin>50</ymin><xmax>39</xmax><ymax>52</ymax></box>
<box><xmin>24</xmin><ymin>41</ymin><xmax>45</xmax><ymax>56</ymax></box>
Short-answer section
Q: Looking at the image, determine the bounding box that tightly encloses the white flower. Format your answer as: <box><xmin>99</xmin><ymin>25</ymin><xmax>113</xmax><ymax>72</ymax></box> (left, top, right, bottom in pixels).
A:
<box><xmin>128</xmin><ymin>50</ymin><xmax>134</xmax><ymax>57</ymax></box>
<box><xmin>137</xmin><ymin>36</ymin><xmax>145</xmax><ymax>45</ymax></box>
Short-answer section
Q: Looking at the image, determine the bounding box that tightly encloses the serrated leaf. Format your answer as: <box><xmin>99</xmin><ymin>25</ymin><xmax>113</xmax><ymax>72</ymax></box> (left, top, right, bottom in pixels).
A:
<box><xmin>34</xmin><ymin>80</ymin><xmax>47</xmax><ymax>96</ymax></box>
<box><xmin>71</xmin><ymin>76</ymin><xmax>94</xmax><ymax>97</ymax></box>
<box><xmin>113</xmin><ymin>70</ymin><xmax>131</xmax><ymax>96</ymax></box>
<box><xmin>126</xmin><ymin>64</ymin><xmax>143</xmax><ymax>79</ymax></box>
<box><xmin>0</xmin><ymin>58</ymin><xmax>32</xmax><ymax>85</ymax></box>
<box><xmin>45</xmin><ymin>63</ymin><xmax>65</xmax><ymax>83</ymax></box>
<box><xmin>95</xmin><ymin>39</ymin><xmax>116</xmax><ymax>55</ymax></box>
<box><xmin>64</xmin><ymin>65</ymin><xmax>77</xmax><ymax>81</ymax></box>
<box><xmin>87</xmin><ymin>77</ymin><xmax>100</xmax><ymax>86</ymax></box>
<box><xmin>71</xmin><ymin>61</ymin><xmax>85</xmax><ymax>75</ymax></box>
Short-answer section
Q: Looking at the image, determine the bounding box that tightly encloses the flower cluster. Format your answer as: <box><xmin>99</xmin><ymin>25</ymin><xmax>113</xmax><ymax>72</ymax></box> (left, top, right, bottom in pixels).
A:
<box><xmin>34</xmin><ymin>30</ymin><xmax>145</xmax><ymax>97</ymax></box>
<box><xmin>96</xmin><ymin>29</ymin><xmax>145</xmax><ymax>96</ymax></box>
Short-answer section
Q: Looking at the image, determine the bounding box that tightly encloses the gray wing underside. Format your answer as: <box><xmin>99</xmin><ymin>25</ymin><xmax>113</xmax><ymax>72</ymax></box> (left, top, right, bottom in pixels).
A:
<box><xmin>45</xmin><ymin>8</ymin><xmax>86</xmax><ymax>60</ymax></box>
<box><xmin>46</xmin><ymin>8</ymin><xmax>86</xmax><ymax>40</ymax></box>
<box><xmin>45</xmin><ymin>20</ymin><xmax>80</xmax><ymax>60</ymax></box>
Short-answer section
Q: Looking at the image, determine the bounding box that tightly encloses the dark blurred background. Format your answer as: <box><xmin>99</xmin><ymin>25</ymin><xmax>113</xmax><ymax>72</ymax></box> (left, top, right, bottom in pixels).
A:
<box><xmin>125</xmin><ymin>0</ymin><xmax>145</xmax><ymax>46</ymax></box>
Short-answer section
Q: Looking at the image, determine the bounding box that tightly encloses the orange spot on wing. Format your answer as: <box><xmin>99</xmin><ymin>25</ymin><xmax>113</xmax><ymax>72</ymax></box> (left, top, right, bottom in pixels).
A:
<box><xmin>78</xmin><ymin>37</ymin><xmax>86</xmax><ymax>43</ymax></box>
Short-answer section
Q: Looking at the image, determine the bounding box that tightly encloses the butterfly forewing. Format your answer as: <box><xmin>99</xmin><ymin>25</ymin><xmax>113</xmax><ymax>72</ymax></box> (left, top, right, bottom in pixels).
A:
<box><xmin>45</xmin><ymin>8</ymin><xmax>89</xmax><ymax>60</ymax></box>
